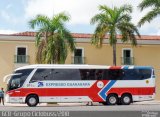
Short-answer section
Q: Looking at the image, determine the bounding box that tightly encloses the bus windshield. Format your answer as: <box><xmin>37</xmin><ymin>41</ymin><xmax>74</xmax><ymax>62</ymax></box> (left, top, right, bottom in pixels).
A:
<box><xmin>7</xmin><ymin>69</ymin><xmax>33</xmax><ymax>91</ymax></box>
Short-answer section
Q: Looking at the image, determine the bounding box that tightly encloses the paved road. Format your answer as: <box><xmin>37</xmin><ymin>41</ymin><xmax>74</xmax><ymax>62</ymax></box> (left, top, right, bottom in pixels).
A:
<box><xmin>0</xmin><ymin>103</ymin><xmax>160</xmax><ymax>111</ymax></box>
<box><xmin>0</xmin><ymin>104</ymin><xmax>160</xmax><ymax>117</ymax></box>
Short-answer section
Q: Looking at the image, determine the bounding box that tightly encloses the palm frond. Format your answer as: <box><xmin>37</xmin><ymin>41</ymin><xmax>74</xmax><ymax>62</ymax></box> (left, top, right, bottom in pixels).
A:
<box><xmin>29</xmin><ymin>15</ymin><xmax>50</xmax><ymax>29</ymax></box>
<box><xmin>119</xmin><ymin>4</ymin><xmax>132</xmax><ymax>13</ymax></box>
<box><xmin>118</xmin><ymin>21</ymin><xmax>140</xmax><ymax>46</ymax></box>
<box><xmin>62</xmin><ymin>29</ymin><xmax>75</xmax><ymax>52</ymax></box>
<box><xmin>99</xmin><ymin>5</ymin><xmax>113</xmax><ymax>17</ymax></box>
<box><xmin>54</xmin><ymin>12</ymin><xmax>70</xmax><ymax>22</ymax></box>
<box><xmin>138</xmin><ymin>8</ymin><xmax>160</xmax><ymax>27</ymax></box>
<box><xmin>138</xmin><ymin>0</ymin><xmax>159</xmax><ymax>11</ymax></box>
<box><xmin>91</xmin><ymin>13</ymin><xmax>108</xmax><ymax>24</ymax></box>
<box><xmin>91</xmin><ymin>23</ymin><xmax>108</xmax><ymax>47</ymax></box>
<box><xmin>118</xmin><ymin>14</ymin><xmax>131</xmax><ymax>22</ymax></box>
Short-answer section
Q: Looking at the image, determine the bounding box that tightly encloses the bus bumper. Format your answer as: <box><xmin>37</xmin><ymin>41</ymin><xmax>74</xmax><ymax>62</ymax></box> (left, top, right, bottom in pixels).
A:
<box><xmin>5</xmin><ymin>94</ymin><xmax>25</xmax><ymax>103</ymax></box>
<box><xmin>5</xmin><ymin>94</ymin><xmax>10</xmax><ymax>103</ymax></box>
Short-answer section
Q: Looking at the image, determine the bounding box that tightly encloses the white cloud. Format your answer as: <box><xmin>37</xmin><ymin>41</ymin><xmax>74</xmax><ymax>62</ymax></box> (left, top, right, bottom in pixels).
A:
<box><xmin>0</xmin><ymin>10</ymin><xmax>23</xmax><ymax>25</ymax></box>
<box><xmin>0</xmin><ymin>29</ymin><xmax>18</xmax><ymax>34</ymax></box>
<box><xmin>24</xmin><ymin>0</ymin><xmax>142</xmax><ymax>24</ymax></box>
<box><xmin>24</xmin><ymin>0</ymin><xmax>160</xmax><ymax>35</ymax></box>
<box><xmin>0</xmin><ymin>10</ymin><xmax>11</xmax><ymax>21</ymax></box>
<box><xmin>0</xmin><ymin>5</ymin><xmax>24</xmax><ymax>25</ymax></box>
<box><xmin>6</xmin><ymin>4</ymin><xmax>12</xmax><ymax>9</ymax></box>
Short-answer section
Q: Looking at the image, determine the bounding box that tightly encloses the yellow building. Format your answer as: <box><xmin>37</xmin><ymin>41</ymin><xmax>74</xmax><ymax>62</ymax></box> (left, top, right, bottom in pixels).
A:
<box><xmin>0</xmin><ymin>32</ymin><xmax>160</xmax><ymax>99</ymax></box>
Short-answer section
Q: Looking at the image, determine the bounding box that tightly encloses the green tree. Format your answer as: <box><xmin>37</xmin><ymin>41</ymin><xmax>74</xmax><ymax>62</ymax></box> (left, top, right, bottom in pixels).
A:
<box><xmin>90</xmin><ymin>4</ymin><xmax>140</xmax><ymax>66</ymax></box>
<box><xmin>138</xmin><ymin>0</ymin><xmax>160</xmax><ymax>26</ymax></box>
<box><xmin>29</xmin><ymin>12</ymin><xmax>75</xmax><ymax>64</ymax></box>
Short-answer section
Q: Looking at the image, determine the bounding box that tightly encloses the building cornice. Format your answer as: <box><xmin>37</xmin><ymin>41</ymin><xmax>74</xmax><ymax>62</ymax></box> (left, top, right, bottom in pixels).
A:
<box><xmin>1</xmin><ymin>32</ymin><xmax>160</xmax><ymax>45</ymax></box>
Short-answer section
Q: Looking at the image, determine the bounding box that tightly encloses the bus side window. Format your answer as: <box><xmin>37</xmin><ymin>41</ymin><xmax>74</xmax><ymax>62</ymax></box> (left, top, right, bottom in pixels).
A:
<box><xmin>123</xmin><ymin>69</ymin><xmax>139</xmax><ymax>80</ymax></box>
<box><xmin>89</xmin><ymin>69</ymin><xmax>96</xmax><ymax>80</ymax></box>
<box><xmin>80</xmin><ymin>69</ymin><xmax>97</xmax><ymax>80</ymax></box>
<box><xmin>122</xmin><ymin>69</ymin><xmax>152</xmax><ymax>80</ymax></box>
<box><xmin>80</xmin><ymin>69</ymin><xmax>90</xmax><ymax>80</ymax></box>
<box><xmin>103</xmin><ymin>70</ymin><xmax>109</xmax><ymax>80</ymax></box>
<box><xmin>30</xmin><ymin>69</ymin><xmax>52</xmax><ymax>82</ymax></box>
<box><xmin>95</xmin><ymin>70</ymin><xmax>103</xmax><ymax>80</ymax></box>
<box><xmin>53</xmin><ymin>69</ymin><xmax>81</xmax><ymax>80</ymax></box>
<box><xmin>108</xmin><ymin>69</ymin><xmax>123</xmax><ymax>80</ymax></box>
<box><xmin>139</xmin><ymin>69</ymin><xmax>152</xmax><ymax>80</ymax></box>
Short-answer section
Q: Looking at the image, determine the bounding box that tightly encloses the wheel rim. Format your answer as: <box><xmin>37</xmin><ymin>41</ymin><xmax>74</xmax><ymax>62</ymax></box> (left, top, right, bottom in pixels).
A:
<box><xmin>123</xmin><ymin>96</ymin><xmax>130</xmax><ymax>104</ymax></box>
<box><xmin>109</xmin><ymin>96</ymin><xmax>117</xmax><ymax>104</ymax></box>
<box><xmin>29</xmin><ymin>97</ymin><xmax>36</xmax><ymax>105</ymax></box>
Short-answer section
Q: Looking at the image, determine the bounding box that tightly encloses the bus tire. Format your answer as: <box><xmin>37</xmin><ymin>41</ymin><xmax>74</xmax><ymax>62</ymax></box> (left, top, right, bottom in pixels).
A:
<box><xmin>106</xmin><ymin>94</ymin><xmax>118</xmax><ymax>105</ymax></box>
<box><xmin>120</xmin><ymin>94</ymin><xmax>132</xmax><ymax>105</ymax></box>
<box><xmin>26</xmin><ymin>95</ymin><xmax>39</xmax><ymax>107</ymax></box>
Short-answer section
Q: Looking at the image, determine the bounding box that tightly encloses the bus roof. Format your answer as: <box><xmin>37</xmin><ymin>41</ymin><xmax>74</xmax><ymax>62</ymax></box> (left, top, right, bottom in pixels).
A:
<box><xmin>15</xmin><ymin>64</ymin><xmax>153</xmax><ymax>71</ymax></box>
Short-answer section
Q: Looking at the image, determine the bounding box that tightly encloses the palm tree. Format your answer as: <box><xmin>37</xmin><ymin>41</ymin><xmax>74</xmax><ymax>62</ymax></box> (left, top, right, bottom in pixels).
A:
<box><xmin>90</xmin><ymin>4</ymin><xmax>140</xmax><ymax>66</ymax></box>
<box><xmin>138</xmin><ymin>0</ymin><xmax>160</xmax><ymax>26</ymax></box>
<box><xmin>29</xmin><ymin>12</ymin><xmax>75</xmax><ymax>64</ymax></box>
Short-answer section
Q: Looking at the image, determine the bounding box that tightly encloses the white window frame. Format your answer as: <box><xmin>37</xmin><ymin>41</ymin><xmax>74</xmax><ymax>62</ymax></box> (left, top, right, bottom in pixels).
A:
<box><xmin>15</xmin><ymin>46</ymin><xmax>28</xmax><ymax>56</ymax></box>
<box><xmin>122</xmin><ymin>48</ymin><xmax>133</xmax><ymax>58</ymax></box>
<box><xmin>15</xmin><ymin>46</ymin><xmax>28</xmax><ymax>63</ymax></box>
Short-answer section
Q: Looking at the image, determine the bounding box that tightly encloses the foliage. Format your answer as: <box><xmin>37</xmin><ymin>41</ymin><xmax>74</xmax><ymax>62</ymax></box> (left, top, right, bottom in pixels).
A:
<box><xmin>91</xmin><ymin>4</ymin><xmax>140</xmax><ymax>65</ymax></box>
<box><xmin>29</xmin><ymin>12</ymin><xmax>75</xmax><ymax>64</ymax></box>
<box><xmin>138</xmin><ymin>0</ymin><xmax>160</xmax><ymax>26</ymax></box>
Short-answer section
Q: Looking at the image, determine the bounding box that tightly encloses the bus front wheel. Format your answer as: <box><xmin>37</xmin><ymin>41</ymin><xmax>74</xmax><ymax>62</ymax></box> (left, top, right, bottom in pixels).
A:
<box><xmin>26</xmin><ymin>95</ymin><xmax>39</xmax><ymax>107</ymax></box>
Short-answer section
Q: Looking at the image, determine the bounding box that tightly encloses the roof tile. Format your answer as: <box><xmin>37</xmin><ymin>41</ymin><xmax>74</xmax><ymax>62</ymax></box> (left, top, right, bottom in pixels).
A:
<box><xmin>9</xmin><ymin>31</ymin><xmax>160</xmax><ymax>40</ymax></box>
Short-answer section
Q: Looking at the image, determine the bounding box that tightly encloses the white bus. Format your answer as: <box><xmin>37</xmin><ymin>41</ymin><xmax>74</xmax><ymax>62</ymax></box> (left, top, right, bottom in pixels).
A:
<box><xmin>5</xmin><ymin>64</ymin><xmax>155</xmax><ymax>106</ymax></box>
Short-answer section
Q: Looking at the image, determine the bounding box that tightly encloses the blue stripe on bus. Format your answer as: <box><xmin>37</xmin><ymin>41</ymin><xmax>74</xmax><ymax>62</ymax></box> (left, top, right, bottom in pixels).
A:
<box><xmin>99</xmin><ymin>80</ymin><xmax>116</xmax><ymax>101</ymax></box>
<box><xmin>122</xmin><ymin>66</ymin><xmax>152</xmax><ymax>70</ymax></box>
<box><xmin>123</xmin><ymin>66</ymin><xmax>129</xmax><ymax>69</ymax></box>
<box><xmin>134</xmin><ymin>66</ymin><xmax>152</xmax><ymax>70</ymax></box>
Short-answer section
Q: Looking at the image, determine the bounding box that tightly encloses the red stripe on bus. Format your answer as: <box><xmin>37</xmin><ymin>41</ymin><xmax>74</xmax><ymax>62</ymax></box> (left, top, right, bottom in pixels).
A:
<box><xmin>107</xmin><ymin>87</ymin><xmax>155</xmax><ymax>96</ymax></box>
<box><xmin>8</xmin><ymin>87</ymin><xmax>155</xmax><ymax>102</ymax></box>
<box><xmin>110</xmin><ymin>66</ymin><xmax>121</xmax><ymax>69</ymax></box>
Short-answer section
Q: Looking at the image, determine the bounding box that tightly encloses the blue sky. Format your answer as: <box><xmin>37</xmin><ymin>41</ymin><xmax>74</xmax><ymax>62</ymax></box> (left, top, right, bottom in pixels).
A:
<box><xmin>0</xmin><ymin>0</ymin><xmax>160</xmax><ymax>35</ymax></box>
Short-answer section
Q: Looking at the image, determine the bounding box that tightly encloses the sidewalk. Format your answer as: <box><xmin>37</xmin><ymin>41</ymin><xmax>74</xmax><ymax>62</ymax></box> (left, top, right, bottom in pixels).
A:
<box><xmin>133</xmin><ymin>100</ymin><xmax>160</xmax><ymax>105</ymax></box>
<box><xmin>1</xmin><ymin>100</ymin><xmax>160</xmax><ymax>107</ymax></box>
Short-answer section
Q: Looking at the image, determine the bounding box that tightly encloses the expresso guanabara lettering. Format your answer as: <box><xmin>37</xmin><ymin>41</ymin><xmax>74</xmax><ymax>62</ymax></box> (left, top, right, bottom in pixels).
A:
<box><xmin>46</xmin><ymin>83</ymin><xmax>66</xmax><ymax>86</ymax></box>
<box><xmin>46</xmin><ymin>82</ymin><xmax>90</xmax><ymax>87</ymax></box>
<box><xmin>67</xmin><ymin>82</ymin><xmax>90</xmax><ymax>86</ymax></box>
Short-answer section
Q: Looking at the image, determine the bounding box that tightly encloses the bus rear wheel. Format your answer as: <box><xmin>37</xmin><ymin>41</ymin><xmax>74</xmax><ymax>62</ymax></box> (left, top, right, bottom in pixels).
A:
<box><xmin>26</xmin><ymin>95</ymin><xmax>39</xmax><ymax>107</ymax></box>
<box><xmin>120</xmin><ymin>94</ymin><xmax>132</xmax><ymax>105</ymax></box>
<box><xmin>106</xmin><ymin>94</ymin><xmax>118</xmax><ymax>105</ymax></box>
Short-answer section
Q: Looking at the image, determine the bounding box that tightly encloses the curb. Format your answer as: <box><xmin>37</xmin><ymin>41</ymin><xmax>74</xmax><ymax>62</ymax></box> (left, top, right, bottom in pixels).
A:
<box><xmin>1</xmin><ymin>101</ymin><xmax>160</xmax><ymax>106</ymax></box>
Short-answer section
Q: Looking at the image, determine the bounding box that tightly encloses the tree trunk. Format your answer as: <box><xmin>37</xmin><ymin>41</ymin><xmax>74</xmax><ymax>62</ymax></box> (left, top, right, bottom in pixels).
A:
<box><xmin>113</xmin><ymin>44</ymin><xmax>117</xmax><ymax>66</ymax></box>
